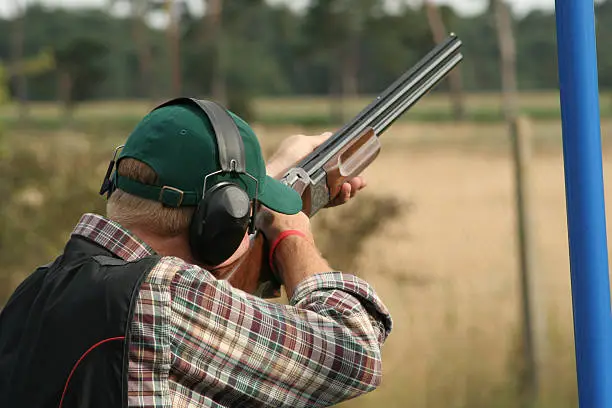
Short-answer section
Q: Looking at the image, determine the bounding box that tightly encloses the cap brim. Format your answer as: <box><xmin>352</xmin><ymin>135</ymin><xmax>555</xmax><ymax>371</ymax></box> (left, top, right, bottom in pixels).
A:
<box><xmin>258</xmin><ymin>176</ymin><xmax>303</xmax><ymax>214</ymax></box>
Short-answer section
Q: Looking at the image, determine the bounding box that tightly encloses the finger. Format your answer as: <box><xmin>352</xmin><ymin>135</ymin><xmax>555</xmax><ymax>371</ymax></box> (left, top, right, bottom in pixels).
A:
<box><xmin>355</xmin><ymin>176</ymin><xmax>367</xmax><ymax>189</ymax></box>
<box><xmin>328</xmin><ymin>185</ymin><xmax>347</xmax><ymax>207</ymax></box>
<box><xmin>347</xmin><ymin>177</ymin><xmax>366</xmax><ymax>196</ymax></box>
<box><xmin>349</xmin><ymin>182</ymin><xmax>359</xmax><ymax>198</ymax></box>
<box><xmin>338</xmin><ymin>183</ymin><xmax>351</xmax><ymax>204</ymax></box>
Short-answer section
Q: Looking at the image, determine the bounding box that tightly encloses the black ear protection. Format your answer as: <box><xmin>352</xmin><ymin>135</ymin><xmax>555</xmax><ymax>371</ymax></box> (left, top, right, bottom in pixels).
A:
<box><xmin>100</xmin><ymin>97</ymin><xmax>258</xmax><ymax>267</ymax></box>
<box><xmin>181</xmin><ymin>98</ymin><xmax>259</xmax><ymax>266</ymax></box>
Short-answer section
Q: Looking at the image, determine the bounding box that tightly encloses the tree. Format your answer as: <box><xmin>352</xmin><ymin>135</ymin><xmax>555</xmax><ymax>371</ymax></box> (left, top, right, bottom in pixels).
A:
<box><xmin>302</xmin><ymin>0</ymin><xmax>381</xmax><ymax>122</ymax></box>
<box><xmin>108</xmin><ymin>0</ymin><xmax>156</xmax><ymax>100</ymax></box>
<box><xmin>54</xmin><ymin>37</ymin><xmax>109</xmax><ymax>116</ymax></box>
<box><xmin>10</xmin><ymin>0</ymin><xmax>28</xmax><ymax>118</ymax></box>
<box><xmin>157</xmin><ymin>0</ymin><xmax>188</xmax><ymax>96</ymax></box>
<box><xmin>515</xmin><ymin>10</ymin><xmax>558</xmax><ymax>89</ymax></box>
<box><xmin>424</xmin><ymin>1</ymin><xmax>465</xmax><ymax>120</ymax></box>
<box><xmin>190</xmin><ymin>0</ymin><xmax>290</xmax><ymax>120</ymax></box>
<box><xmin>0</xmin><ymin>66</ymin><xmax>7</xmax><ymax>105</ymax></box>
<box><xmin>205</xmin><ymin>0</ymin><xmax>226</xmax><ymax>104</ymax></box>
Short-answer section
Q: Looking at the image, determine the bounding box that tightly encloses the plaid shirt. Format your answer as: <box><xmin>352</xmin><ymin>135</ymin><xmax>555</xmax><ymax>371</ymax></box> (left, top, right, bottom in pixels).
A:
<box><xmin>72</xmin><ymin>213</ymin><xmax>393</xmax><ymax>408</ymax></box>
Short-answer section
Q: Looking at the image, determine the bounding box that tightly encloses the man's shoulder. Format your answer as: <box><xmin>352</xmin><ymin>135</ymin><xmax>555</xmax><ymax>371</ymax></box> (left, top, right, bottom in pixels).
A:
<box><xmin>145</xmin><ymin>255</ymin><xmax>213</xmax><ymax>287</ymax></box>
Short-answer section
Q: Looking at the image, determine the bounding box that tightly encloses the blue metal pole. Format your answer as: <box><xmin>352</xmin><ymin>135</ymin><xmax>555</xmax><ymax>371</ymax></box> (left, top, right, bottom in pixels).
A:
<box><xmin>554</xmin><ymin>1</ymin><xmax>612</xmax><ymax>407</ymax></box>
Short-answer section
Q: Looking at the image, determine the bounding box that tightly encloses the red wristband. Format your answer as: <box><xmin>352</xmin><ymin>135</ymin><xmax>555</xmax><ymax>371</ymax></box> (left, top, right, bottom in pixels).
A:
<box><xmin>268</xmin><ymin>230</ymin><xmax>307</xmax><ymax>274</ymax></box>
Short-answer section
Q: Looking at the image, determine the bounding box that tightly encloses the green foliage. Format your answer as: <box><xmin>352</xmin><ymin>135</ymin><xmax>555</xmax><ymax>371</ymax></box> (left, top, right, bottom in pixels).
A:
<box><xmin>11</xmin><ymin>5</ymin><xmax>115</xmax><ymax>100</ymax></box>
<box><xmin>54</xmin><ymin>37</ymin><xmax>109</xmax><ymax>106</ymax></box>
<box><xmin>2</xmin><ymin>0</ymin><xmax>610</xmax><ymax>105</ymax></box>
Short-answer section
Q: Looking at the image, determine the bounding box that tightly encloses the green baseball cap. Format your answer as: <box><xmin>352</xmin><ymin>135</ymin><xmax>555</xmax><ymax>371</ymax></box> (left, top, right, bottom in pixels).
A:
<box><xmin>113</xmin><ymin>101</ymin><xmax>303</xmax><ymax>214</ymax></box>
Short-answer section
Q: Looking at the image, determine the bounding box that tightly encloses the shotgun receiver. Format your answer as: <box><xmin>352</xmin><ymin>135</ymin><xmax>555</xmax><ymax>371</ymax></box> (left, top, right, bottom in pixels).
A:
<box><xmin>226</xmin><ymin>34</ymin><xmax>463</xmax><ymax>298</ymax></box>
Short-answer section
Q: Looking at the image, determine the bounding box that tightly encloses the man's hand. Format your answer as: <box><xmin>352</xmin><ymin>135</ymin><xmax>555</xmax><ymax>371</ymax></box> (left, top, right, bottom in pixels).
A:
<box><xmin>265</xmin><ymin>132</ymin><xmax>367</xmax><ymax>207</ymax></box>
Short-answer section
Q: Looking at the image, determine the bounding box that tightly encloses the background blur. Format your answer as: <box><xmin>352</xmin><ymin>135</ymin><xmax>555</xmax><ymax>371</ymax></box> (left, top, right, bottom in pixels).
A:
<box><xmin>2</xmin><ymin>0</ymin><xmax>612</xmax><ymax>407</ymax></box>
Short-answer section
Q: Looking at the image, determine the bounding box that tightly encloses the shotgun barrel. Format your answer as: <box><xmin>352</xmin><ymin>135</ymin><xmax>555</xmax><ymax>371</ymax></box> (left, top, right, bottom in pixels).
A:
<box><xmin>296</xmin><ymin>34</ymin><xmax>463</xmax><ymax>175</ymax></box>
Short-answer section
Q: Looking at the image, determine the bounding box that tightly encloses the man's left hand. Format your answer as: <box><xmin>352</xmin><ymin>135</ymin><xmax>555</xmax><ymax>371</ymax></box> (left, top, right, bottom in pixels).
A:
<box><xmin>265</xmin><ymin>132</ymin><xmax>367</xmax><ymax>208</ymax></box>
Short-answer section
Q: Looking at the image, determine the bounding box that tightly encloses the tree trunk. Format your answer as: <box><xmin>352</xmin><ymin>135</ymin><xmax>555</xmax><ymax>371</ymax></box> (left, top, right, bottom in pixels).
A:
<box><xmin>130</xmin><ymin>0</ymin><xmax>155</xmax><ymax>101</ymax></box>
<box><xmin>167</xmin><ymin>0</ymin><xmax>182</xmax><ymax>96</ymax></box>
<box><xmin>342</xmin><ymin>15</ymin><xmax>360</xmax><ymax>103</ymax></box>
<box><xmin>206</xmin><ymin>0</ymin><xmax>227</xmax><ymax>105</ymax></box>
<box><xmin>58</xmin><ymin>71</ymin><xmax>74</xmax><ymax>120</ymax></box>
<box><xmin>330</xmin><ymin>45</ymin><xmax>344</xmax><ymax>124</ymax></box>
<box><xmin>493</xmin><ymin>0</ymin><xmax>518</xmax><ymax>120</ymax></box>
<box><xmin>424</xmin><ymin>0</ymin><xmax>465</xmax><ymax>120</ymax></box>
<box><xmin>0</xmin><ymin>66</ymin><xmax>8</xmax><ymax>104</ymax></box>
<box><xmin>107</xmin><ymin>0</ymin><xmax>127</xmax><ymax>98</ymax></box>
<box><xmin>336</xmin><ymin>1</ymin><xmax>365</xmax><ymax>123</ymax></box>
<box><xmin>11</xmin><ymin>0</ymin><xmax>28</xmax><ymax>118</ymax></box>
<box><xmin>337</xmin><ymin>27</ymin><xmax>359</xmax><ymax>122</ymax></box>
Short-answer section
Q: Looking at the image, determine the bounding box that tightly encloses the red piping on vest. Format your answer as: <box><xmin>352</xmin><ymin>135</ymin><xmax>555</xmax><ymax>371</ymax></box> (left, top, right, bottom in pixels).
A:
<box><xmin>58</xmin><ymin>336</ymin><xmax>125</xmax><ymax>408</ymax></box>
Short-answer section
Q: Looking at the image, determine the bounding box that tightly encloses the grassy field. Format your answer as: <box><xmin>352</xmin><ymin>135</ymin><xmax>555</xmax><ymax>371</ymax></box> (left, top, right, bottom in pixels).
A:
<box><xmin>4</xmin><ymin>90</ymin><xmax>612</xmax><ymax>127</ymax></box>
<box><xmin>3</xmin><ymin>94</ymin><xmax>611</xmax><ymax>407</ymax></box>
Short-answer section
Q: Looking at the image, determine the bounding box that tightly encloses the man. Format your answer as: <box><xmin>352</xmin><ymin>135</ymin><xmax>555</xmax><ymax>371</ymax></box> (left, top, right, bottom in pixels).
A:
<box><xmin>0</xmin><ymin>98</ymin><xmax>393</xmax><ymax>407</ymax></box>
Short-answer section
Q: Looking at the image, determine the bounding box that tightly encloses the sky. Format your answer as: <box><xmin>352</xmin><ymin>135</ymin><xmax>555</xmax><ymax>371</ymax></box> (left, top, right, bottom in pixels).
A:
<box><xmin>0</xmin><ymin>0</ymin><xmax>559</xmax><ymax>19</ymax></box>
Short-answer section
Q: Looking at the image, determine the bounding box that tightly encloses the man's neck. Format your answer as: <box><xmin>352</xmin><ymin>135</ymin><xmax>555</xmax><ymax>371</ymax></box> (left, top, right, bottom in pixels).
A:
<box><xmin>129</xmin><ymin>226</ymin><xmax>197</xmax><ymax>265</ymax></box>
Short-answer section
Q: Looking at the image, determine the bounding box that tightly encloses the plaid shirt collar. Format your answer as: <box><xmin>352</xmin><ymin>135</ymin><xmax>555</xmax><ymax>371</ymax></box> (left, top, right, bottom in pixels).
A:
<box><xmin>71</xmin><ymin>213</ymin><xmax>155</xmax><ymax>261</ymax></box>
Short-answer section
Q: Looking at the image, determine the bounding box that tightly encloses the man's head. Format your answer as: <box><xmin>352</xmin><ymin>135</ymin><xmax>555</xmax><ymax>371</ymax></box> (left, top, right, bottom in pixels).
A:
<box><xmin>106</xmin><ymin>98</ymin><xmax>302</xmax><ymax>269</ymax></box>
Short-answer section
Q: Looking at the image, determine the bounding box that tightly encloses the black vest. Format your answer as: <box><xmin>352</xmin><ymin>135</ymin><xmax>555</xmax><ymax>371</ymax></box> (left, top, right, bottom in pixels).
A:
<box><xmin>0</xmin><ymin>235</ymin><xmax>160</xmax><ymax>408</ymax></box>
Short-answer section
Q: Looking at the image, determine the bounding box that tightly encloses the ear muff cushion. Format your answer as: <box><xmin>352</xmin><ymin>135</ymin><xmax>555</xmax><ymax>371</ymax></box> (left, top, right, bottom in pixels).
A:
<box><xmin>189</xmin><ymin>182</ymin><xmax>251</xmax><ymax>266</ymax></box>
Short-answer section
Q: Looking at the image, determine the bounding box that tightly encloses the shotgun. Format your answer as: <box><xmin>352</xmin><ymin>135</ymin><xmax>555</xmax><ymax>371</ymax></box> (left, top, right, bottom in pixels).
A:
<box><xmin>225</xmin><ymin>33</ymin><xmax>464</xmax><ymax>298</ymax></box>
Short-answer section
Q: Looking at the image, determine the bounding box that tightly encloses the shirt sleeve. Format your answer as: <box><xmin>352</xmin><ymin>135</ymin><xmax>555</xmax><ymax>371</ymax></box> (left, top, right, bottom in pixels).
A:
<box><xmin>169</xmin><ymin>267</ymin><xmax>393</xmax><ymax>408</ymax></box>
